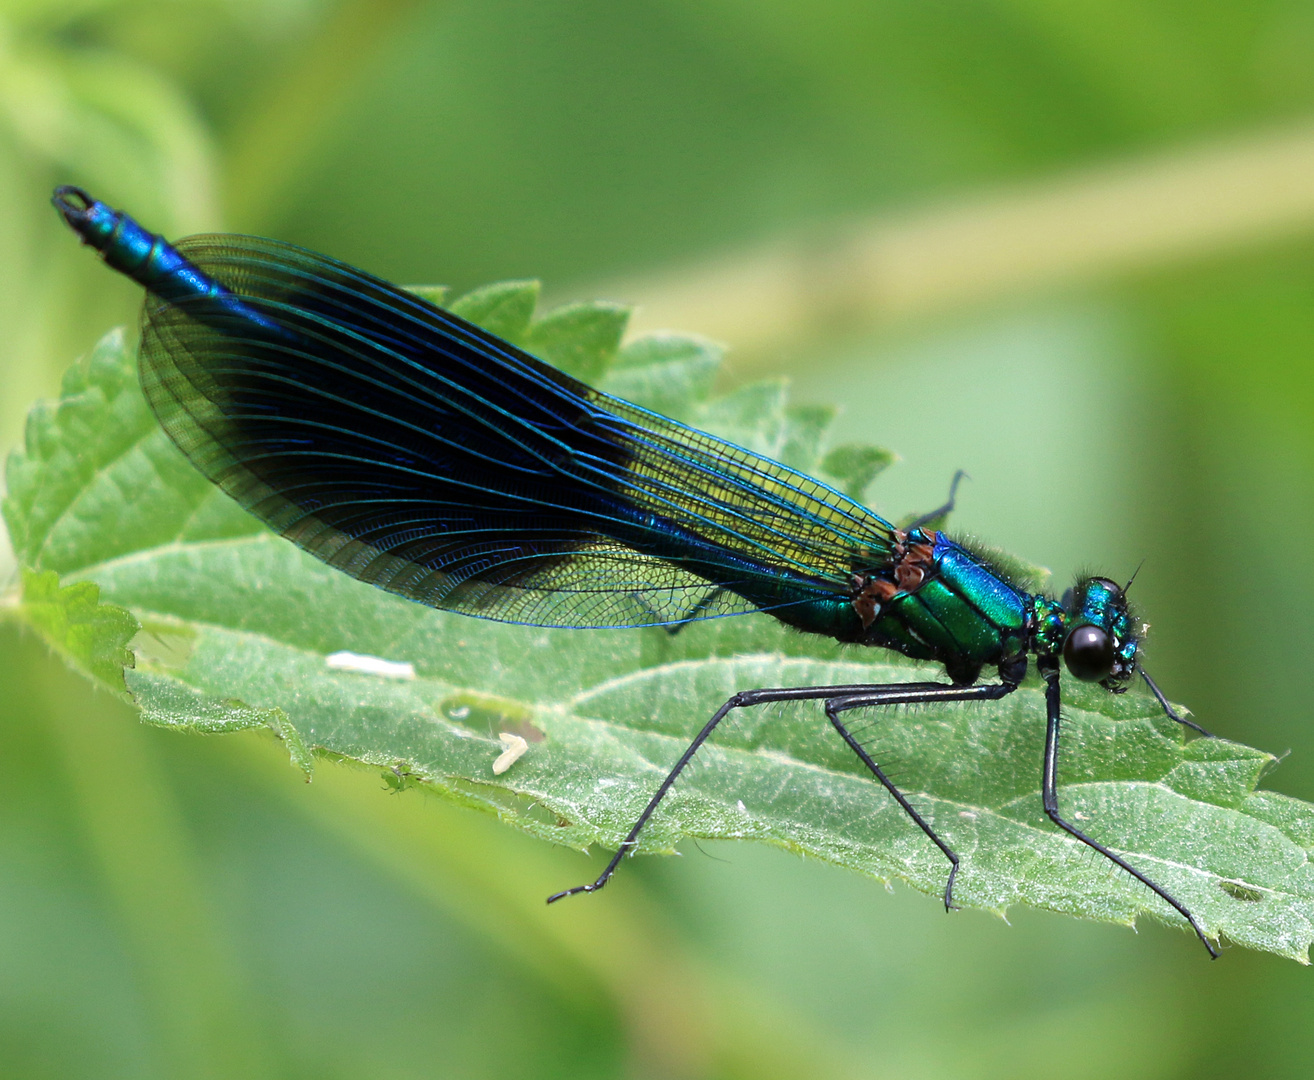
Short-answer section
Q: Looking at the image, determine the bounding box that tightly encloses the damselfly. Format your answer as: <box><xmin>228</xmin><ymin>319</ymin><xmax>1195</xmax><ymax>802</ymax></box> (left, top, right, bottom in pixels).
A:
<box><xmin>53</xmin><ymin>186</ymin><xmax>1218</xmax><ymax>956</ymax></box>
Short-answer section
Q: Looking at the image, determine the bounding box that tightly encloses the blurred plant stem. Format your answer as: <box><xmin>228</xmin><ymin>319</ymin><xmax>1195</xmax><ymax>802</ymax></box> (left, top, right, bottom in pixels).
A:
<box><xmin>223</xmin><ymin>0</ymin><xmax>428</xmax><ymax>230</ymax></box>
<box><xmin>0</xmin><ymin>3</ymin><xmax>220</xmax><ymax>452</ymax></box>
<box><xmin>612</xmin><ymin>119</ymin><xmax>1314</xmax><ymax>371</ymax></box>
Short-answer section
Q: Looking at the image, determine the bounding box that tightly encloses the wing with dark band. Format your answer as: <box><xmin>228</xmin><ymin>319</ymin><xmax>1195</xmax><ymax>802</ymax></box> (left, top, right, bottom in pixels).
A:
<box><xmin>137</xmin><ymin>234</ymin><xmax>897</xmax><ymax>629</ymax></box>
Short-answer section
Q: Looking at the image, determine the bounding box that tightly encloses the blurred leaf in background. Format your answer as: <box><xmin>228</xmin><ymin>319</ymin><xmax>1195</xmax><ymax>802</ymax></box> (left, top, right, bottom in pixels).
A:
<box><xmin>5</xmin><ymin>0</ymin><xmax>1314</xmax><ymax>1078</ymax></box>
<box><xmin>0</xmin><ymin>0</ymin><xmax>224</xmax><ymax>455</ymax></box>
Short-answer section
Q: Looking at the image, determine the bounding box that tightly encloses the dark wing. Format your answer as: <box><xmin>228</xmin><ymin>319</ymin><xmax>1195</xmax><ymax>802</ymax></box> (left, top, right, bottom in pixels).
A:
<box><xmin>137</xmin><ymin>234</ymin><xmax>897</xmax><ymax>630</ymax></box>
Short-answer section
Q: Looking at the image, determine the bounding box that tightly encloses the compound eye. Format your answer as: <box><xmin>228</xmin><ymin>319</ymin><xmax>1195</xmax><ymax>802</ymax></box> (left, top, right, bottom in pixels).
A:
<box><xmin>1063</xmin><ymin>624</ymin><xmax>1115</xmax><ymax>682</ymax></box>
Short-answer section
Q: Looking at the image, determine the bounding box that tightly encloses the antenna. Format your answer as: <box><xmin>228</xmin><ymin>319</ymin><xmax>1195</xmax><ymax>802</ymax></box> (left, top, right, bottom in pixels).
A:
<box><xmin>1124</xmin><ymin>558</ymin><xmax>1146</xmax><ymax>595</ymax></box>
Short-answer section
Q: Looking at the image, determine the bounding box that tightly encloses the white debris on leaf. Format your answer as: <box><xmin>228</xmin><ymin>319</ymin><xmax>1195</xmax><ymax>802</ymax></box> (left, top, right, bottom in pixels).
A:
<box><xmin>492</xmin><ymin>732</ymin><xmax>529</xmax><ymax>775</ymax></box>
<box><xmin>325</xmin><ymin>650</ymin><xmax>416</xmax><ymax>680</ymax></box>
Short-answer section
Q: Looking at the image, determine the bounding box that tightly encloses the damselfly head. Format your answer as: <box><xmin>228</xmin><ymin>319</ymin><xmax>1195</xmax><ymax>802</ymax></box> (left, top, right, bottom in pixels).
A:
<box><xmin>1061</xmin><ymin>577</ymin><xmax>1138</xmax><ymax>691</ymax></box>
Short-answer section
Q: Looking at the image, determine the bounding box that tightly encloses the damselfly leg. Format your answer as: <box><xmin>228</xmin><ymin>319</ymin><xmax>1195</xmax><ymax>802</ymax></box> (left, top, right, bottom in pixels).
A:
<box><xmin>907</xmin><ymin>469</ymin><xmax>969</xmax><ymax>531</ymax></box>
<box><xmin>1140</xmin><ymin>668</ymin><xmax>1214</xmax><ymax>737</ymax></box>
<box><xmin>1039</xmin><ymin>660</ymin><xmax>1219</xmax><ymax>957</ymax></box>
<box><xmin>546</xmin><ymin>675</ymin><xmax>1023</xmax><ymax>909</ymax></box>
<box><xmin>549</xmin><ymin>665</ymin><xmax>1220</xmax><ymax>959</ymax></box>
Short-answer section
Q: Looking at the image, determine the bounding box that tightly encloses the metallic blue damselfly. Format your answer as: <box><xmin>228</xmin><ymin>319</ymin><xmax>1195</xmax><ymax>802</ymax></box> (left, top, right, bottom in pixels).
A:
<box><xmin>53</xmin><ymin>186</ymin><xmax>1219</xmax><ymax>957</ymax></box>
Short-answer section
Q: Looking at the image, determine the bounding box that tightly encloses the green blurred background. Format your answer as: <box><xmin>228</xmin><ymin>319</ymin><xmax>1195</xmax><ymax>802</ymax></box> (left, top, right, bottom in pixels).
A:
<box><xmin>3</xmin><ymin>1</ymin><xmax>1314</xmax><ymax>1076</ymax></box>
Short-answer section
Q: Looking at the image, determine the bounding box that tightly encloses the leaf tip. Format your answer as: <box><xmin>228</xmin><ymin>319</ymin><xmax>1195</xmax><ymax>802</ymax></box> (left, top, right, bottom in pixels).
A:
<box><xmin>266</xmin><ymin>709</ymin><xmax>314</xmax><ymax>779</ymax></box>
<box><xmin>19</xmin><ymin>568</ymin><xmax>137</xmax><ymax>695</ymax></box>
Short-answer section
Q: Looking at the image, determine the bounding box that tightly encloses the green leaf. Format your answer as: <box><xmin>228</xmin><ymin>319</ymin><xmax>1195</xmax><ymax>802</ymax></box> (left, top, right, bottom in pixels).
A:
<box><xmin>820</xmin><ymin>443</ymin><xmax>896</xmax><ymax>502</ymax></box>
<box><xmin>779</xmin><ymin>403</ymin><xmax>835</xmax><ymax>471</ymax></box>
<box><xmin>6</xmin><ymin>299</ymin><xmax>1314</xmax><ymax>963</ymax></box>
<box><xmin>402</xmin><ymin>284</ymin><xmax>449</xmax><ymax>308</ymax></box>
<box><xmin>523</xmin><ymin>299</ymin><xmax>630</xmax><ymax>383</ymax></box>
<box><xmin>600</xmin><ymin>332</ymin><xmax>722</xmax><ymax>420</ymax></box>
<box><xmin>691</xmin><ymin>379</ymin><xmax>788</xmax><ymax>457</ymax></box>
<box><xmin>18</xmin><ymin>569</ymin><xmax>137</xmax><ymax>693</ymax></box>
<box><xmin>447</xmin><ymin>279</ymin><xmax>540</xmax><ymax>344</ymax></box>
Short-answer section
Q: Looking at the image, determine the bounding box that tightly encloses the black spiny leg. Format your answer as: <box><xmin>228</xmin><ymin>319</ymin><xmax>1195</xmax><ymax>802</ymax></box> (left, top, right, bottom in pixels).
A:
<box><xmin>1139</xmin><ymin>667</ymin><xmax>1214</xmax><ymax>737</ymax></box>
<box><xmin>546</xmin><ymin>675</ymin><xmax>1020</xmax><ymax>907</ymax></box>
<box><xmin>660</xmin><ymin>587</ymin><xmax>726</xmax><ymax>636</ymax></box>
<box><xmin>907</xmin><ymin>469</ymin><xmax>968</xmax><ymax>531</ymax></box>
<box><xmin>824</xmin><ymin>679</ymin><xmax>1018</xmax><ymax>909</ymax></box>
<box><xmin>629</xmin><ymin>586</ymin><xmax>727</xmax><ymax>636</ymax></box>
<box><xmin>1038</xmin><ymin>660</ymin><xmax>1219</xmax><ymax>958</ymax></box>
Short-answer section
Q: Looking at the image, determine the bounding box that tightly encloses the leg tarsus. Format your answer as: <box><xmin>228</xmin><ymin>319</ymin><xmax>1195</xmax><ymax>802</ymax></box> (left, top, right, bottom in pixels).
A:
<box><xmin>1140</xmin><ymin>667</ymin><xmax>1214</xmax><ymax>737</ymax></box>
<box><xmin>546</xmin><ymin>841</ymin><xmax>634</xmax><ymax>903</ymax></box>
<box><xmin>547</xmin><ymin>688</ymin><xmax>755</xmax><ymax>903</ymax></box>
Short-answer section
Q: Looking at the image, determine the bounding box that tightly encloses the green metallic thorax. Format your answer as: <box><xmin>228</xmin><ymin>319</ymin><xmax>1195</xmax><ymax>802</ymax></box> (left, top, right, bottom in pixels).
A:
<box><xmin>871</xmin><ymin>531</ymin><xmax>1031</xmax><ymax>684</ymax></box>
<box><xmin>774</xmin><ymin>529</ymin><xmax>1036</xmax><ymax>685</ymax></box>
